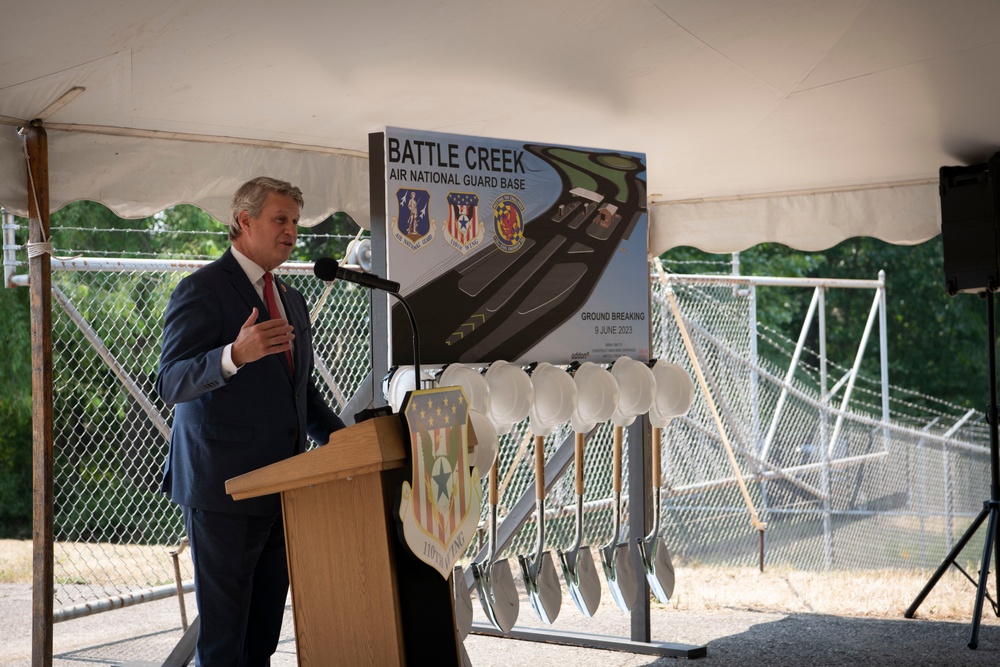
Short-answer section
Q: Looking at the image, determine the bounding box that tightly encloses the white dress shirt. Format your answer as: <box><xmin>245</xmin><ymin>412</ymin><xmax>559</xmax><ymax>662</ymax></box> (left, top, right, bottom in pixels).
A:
<box><xmin>221</xmin><ymin>246</ymin><xmax>292</xmax><ymax>378</ymax></box>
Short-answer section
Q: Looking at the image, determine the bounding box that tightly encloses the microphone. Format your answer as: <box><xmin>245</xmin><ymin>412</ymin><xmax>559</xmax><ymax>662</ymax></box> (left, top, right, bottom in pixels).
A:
<box><xmin>313</xmin><ymin>257</ymin><xmax>400</xmax><ymax>294</ymax></box>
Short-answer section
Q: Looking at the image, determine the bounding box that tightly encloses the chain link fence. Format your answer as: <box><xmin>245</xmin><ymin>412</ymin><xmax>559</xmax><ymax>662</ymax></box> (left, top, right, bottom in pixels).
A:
<box><xmin>22</xmin><ymin>246</ymin><xmax>992</xmax><ymax>616</ymax></box>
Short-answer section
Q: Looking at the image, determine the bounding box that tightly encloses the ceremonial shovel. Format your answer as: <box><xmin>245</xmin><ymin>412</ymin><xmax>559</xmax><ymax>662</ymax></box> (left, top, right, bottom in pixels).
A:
<box><xmin>455</xmin><ymin>410</ymin><xmax>500</xmax><ymax>639</ymax></box>
<box><xmin>557</xmin><ymin>432</ymin><xmax>602</xmax><ymax>617</ymax></box>
<box><xmin>557</xmin><ymin>361</ymin><xmax>616</xmax><ymax>617</ymax></box>
<box><xmin>601</xmin><ymin>424</ymin><xmax>639</xmax><ymax>613</ymax></box>
<box><xmin>636</xmin><ymin>425</ymin><xmax>675</xmax><ymax>604</ymax></box>
<box><xmin>638</xmin><ymin>360</ymin><xmax>695</xmax><ymax>605</ymax></box>
<box><xmin>517</xmin><ymin>434</ymin><xmax>563</xmax><ymax>624</ymax></box>
<box><xmin>471</xmin><ymin>462</ymin><xmax>519</xmax><ymax>632</ymax></box>
<box><xmin>452</xmin><ymin>564</ymin><xmax>473</xmax><ymax>640</ymax></box>
<box><xmin>601</xmin><ymin>356</ymin><xmax>655</xmax><ymax>613</ymax></box>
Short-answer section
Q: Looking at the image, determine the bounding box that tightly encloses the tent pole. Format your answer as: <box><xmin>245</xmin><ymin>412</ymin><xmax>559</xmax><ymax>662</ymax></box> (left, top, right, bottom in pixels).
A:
<box><xmin>24</xmin><ymin>120</ymin><xmax>54</xmax><ymax>667</ymax></box>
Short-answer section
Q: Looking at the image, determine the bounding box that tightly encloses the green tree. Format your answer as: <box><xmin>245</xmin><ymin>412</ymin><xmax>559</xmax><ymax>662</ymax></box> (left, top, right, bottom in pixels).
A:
<box><xmin>662</xmin><ymin>236</ymin><xmax>987</xmax><ymax>410</ymax></box>
<box><xmin>0</xmin><ymin>284</ymin><xmax>32</xmax><ymax>536</ymax></box>
<box><xmin>0</xmin><ymin>202</ymin><xmax>363</xmax><ymax>537</ymax></box>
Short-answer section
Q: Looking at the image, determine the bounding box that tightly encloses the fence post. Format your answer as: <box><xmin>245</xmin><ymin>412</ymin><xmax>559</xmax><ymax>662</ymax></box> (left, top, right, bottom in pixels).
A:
<box><xmin>25</xmin><ymin>120</ymin><xmax>55</xmax><ymax>667</ymax></box>
<box><xmin>878</xmin><ymin>271</ymin><xmax>890</xmax><ymax>452</ymax></box>
<box><xmin>749</xmin><ymin>283</ymin><xmax>768</xmax><ymax>562</ymax></box>
<box><xmin>943</xmin><ymin>442</ymin><xmax>953</xmax><ymax>551</ymax></box>
<box><xmin>819</xmin><ymin>286</ymin><xmax>833</xmax><ymax>568</ymax></box>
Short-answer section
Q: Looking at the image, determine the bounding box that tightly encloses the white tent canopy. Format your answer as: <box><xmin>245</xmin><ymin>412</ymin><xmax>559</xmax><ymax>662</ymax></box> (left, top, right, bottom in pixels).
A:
<box><xmin>3</xmin><ymin>0</ymin><xmax>999</xmax><ymax>254</ymax></box>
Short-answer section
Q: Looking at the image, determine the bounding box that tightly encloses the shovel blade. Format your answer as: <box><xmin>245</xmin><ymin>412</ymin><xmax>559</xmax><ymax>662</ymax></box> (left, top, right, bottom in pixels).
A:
<box><xmin>471</xmin><ymin>562</ymin><xmax>501</xmax><ymax>631</ymax></box>
<box><xmin>560</xmin><ymin>546</ymin><xmax>602</xmax><ymax>617</ymax></box>
<box><xmin>472</xmin><ymin>559</ymin><xmax>520</xmax><ymax>633</ymax></box>
<box><xmin>639</xmin><ymin>536</ymin><xmax>675</xmax><ymax>604</ymax></box>
<box><xmin>519</xmin><ymin>551</ymin><xmax>562</xmax><ymax>625</ymax></box>
<box><xmin>601</xmin><ymin>542</ymin><xmax>638</xmax><ymax>613</ymax></box>
<box><xmin>452</xmin><ymin>565</ymin><xmax>473</xmax><ymax>640</ymax></box>
<box><xmin>489</xmin><ymin>559</ymin><xmax>520</xmax><ymax>632</ymax></box>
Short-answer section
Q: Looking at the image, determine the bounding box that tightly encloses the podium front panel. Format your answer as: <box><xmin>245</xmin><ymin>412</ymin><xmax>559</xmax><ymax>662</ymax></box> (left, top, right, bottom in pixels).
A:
<box><xmin>282</xmin><ymin>474</ymin><xmax>405</xmax><ymax>665</ymax></box>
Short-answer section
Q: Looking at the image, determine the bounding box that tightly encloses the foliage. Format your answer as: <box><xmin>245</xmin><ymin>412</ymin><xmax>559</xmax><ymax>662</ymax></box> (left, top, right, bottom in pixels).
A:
<box><xmin>6</xmin><ymin>198</ymin><xmax>976</xmax><ymax>539</ymax></box>
<box><xmin>661</xmin><ymin>236</ymin><xmax>987</xmax><ymax>410</ymax></box>
<box><xmin>0</xmin><ymin>202</ymin><xmax>361</xmax><ymax>538</ymax></box>
<box><xmin>0</xmin><ymin>285</ymin><xmax>32</xmax><ymax>537</ymax></box>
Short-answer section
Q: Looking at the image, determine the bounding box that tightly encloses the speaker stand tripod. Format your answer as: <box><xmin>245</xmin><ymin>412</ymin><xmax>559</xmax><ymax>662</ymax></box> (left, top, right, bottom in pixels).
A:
<box><xmin>905</xmin><ymin>290</ymin><xmax>1000</xmax><ymax>649</ymax></box>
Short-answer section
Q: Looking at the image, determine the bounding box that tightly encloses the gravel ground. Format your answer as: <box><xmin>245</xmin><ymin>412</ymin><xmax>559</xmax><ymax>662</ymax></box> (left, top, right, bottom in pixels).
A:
<box><xmin>2</xmin><ymin>572</ymin><xmax>999</xmax><ymax>667</ymax></box>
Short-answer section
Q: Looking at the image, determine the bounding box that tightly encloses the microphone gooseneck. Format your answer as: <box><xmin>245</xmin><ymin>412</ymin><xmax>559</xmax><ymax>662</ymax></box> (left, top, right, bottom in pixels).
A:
<box><xmin>313</xmin><ymin>256</ymin><xmax>421</xmax><ymax>397</ymax></box>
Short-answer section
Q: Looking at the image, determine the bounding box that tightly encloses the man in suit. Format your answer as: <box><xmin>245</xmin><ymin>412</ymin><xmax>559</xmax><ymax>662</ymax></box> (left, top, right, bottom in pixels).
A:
<box><xmin>156</xmin><ymin>176</ymin><xmax>346</xmax><ymax>666</ymax></box>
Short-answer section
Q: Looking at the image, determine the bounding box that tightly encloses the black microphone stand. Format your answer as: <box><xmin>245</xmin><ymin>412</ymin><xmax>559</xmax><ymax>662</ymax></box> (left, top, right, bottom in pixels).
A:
<box><xmin>390</xmin><ymin>292</ymin><xmax>422</xmax><ymax>393</ymax></box>
<box><xmin>905</xmin><ymin>290</ymin><xmax>1000</xmax><ymax>649</ymax></box>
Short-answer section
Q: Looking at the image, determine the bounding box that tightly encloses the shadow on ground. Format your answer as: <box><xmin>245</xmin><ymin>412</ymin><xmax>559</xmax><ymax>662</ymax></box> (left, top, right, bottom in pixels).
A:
<box><xmin>3</xmin><ymin>582</ymin><xmax>999</xmax><ymax>667</ymax></box>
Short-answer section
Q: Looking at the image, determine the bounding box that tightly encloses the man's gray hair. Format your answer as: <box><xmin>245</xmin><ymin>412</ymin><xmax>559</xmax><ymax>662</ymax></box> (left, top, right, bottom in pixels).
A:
<box><xmin>228</xmin><ymin>176</ymin><xmax>304</xmax><ymax>241</ymax></box>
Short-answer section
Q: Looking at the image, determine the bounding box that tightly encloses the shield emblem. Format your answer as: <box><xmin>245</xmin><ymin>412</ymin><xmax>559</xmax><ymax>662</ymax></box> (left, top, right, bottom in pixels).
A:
<box><xmin>446</xmin><ymin>192</ymin><xmax>481</xmax><ymax>251</ymax></box>
<box><xmin>398</xmin><ymin>386</ymin><xmax>482</xmax><ymax>578</ymax></box>
<box><xmin>397</xmin><ymin>188</ymin><xmax>431</xmax><ymax>239</ymax></box>
<box><xmin>492</xmin><ymin>193</ymin><xmax>525</xmax><ymax>253</ymax></box>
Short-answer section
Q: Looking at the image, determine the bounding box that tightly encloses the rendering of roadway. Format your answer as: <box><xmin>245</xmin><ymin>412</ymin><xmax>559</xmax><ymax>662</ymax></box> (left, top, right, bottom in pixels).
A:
<box><xmin>390</xmin><ymin>144</ymin><xmax>647</xmax><ymax>366</ymax></box>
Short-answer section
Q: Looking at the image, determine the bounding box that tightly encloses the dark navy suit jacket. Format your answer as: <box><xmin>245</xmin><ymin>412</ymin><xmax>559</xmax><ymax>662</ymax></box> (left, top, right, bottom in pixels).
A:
<box><xmin>156</xmin><ymin>248</ymin><xmax>345</xmax><ymax>515</ymax></box>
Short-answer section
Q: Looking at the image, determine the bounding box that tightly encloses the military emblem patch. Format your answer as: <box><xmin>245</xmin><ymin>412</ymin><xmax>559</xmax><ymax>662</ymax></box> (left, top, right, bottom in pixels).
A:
<box><xmin>392</xmin><ymin>188</ymin><xmax>435</xmax><ymax>252</ymax></box>
<box><xmin>492</xmin><ymin>193</ymin><xmax>525</xmax><ymax>253</ymax></box>
<box><xmin>398</xmin><ymin>386</ymin><xmax>482</xmax><ymax>578</ymax></box>
<box><xmin>444</xmin><ymin>192</ymin><xmax>482</xmax><ymax>254</ymax></box>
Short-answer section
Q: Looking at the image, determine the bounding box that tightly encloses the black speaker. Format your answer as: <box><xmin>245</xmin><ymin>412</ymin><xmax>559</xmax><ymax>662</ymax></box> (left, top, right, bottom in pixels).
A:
<box><xmin>941</xmin><ymin>153</ymin><xmax>1000</xmax><ymax>295</ymax></box>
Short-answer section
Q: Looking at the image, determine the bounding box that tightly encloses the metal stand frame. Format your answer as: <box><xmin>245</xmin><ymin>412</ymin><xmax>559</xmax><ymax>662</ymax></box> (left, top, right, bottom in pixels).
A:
<box><xmin>905</xmin><ymin>290</ymin><xmax>1000</xmax><ymax>649</ymax></box>
<box><xmin>469</xmin><ymin>622</ymin><xmax>706</xmax><ymax>659</ymax></box>
<box><xmin>369</xmin><ymin>132</ymin><xmax>704</xmax><ymax>660</ymax></box>
<box><xmin>462</xmin><ymin>418</ymin><xmax>705</xmax><ymax>659</ymax></box>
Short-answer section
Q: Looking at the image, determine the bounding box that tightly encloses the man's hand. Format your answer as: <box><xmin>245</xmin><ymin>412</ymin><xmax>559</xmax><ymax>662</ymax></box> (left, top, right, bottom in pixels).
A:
<box><xmin>231</xmin><ymin>307</ymin><xmax>295</xmax><ymax>367</ymax></box>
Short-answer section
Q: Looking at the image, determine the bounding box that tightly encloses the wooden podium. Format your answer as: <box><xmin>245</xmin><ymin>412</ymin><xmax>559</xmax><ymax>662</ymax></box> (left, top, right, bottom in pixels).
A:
<box><xmin>225</xmin><ymin>415</ymin><xmax>461</xmax><ymax>666</ymax></box>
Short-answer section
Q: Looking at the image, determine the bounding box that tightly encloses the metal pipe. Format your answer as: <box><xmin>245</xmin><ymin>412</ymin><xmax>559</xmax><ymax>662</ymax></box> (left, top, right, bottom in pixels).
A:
<box><xmin>169</xmin><ymin>539</ymin><xmax>190</xmax><ymax>631</ymax></box>
<box><xmin>819</xmin><ymin>286</ymin><xmax>832</xmax><ymax>567</ymax></box>
<box><xmin>917</xmin><ymin>417</ymin><xmax>941</xmax><ymax>567</ymax></box>
<box><xmin>628</xmin><ymin>415</ymin><xmax>652</xmax><ymax>642</ymax></box>
<box><xmin>661</xmin><ymin>272</ymin><xmax>883</xmax><ymax>290</ymax></box>
<box><xmin>749</xmin><ymin>285</ymin><xmax>760</xmax><ymax>454</ymax></box>
<box><xmin>827</xmin><ymin>369</ymin><xmax>852</xmax><ymax>399</ymax></box>
<box><xmin>53</xmin><ymin>582</ymin><xmax>194</xmax><ymax>623</ymax></box>
<box><xmin>681</xmin><ymin>416</ymin><xmax>825</xmax><ymax>499</ymax></box>
<box><xmin>750</xmin><ymin>284</ymin><xmax>766</xmax><ymax>562</ymax></box>
<box><xmin>878</xmin><ymin>271</ymin><xmax>890</xmax><ymax>452</ymax></box>
<box><xmin>827</xmin><ymin>291</ymin><xmax>883</xmax><ymax>458</ymax></box>
<box><xmin>664</xmin><ymin>450</ymin><xmax>889</xmax><ymax>497</ymax></box>
<box><xmin>943</xmin><ymin>409</ymin><xmax>978</xmax><ymax>438</ymax></box>
<box><xmin>760</xmin><ymin>287</ymin><xmax>820</xmax><ymax>460</ymax></box>
<box><xmin>51</xmin><ymin>285</ymin><xmax>171</xmax><ymax>442</ymax></box>
<box><xmin>664</xmin><ymin>300</ymin><xmax>988</xmax><ymax>454</ymax></box>
<box><xmin>42</xmin><ymin>256</ymin><xmax>323</xmax><ymax>275</ymax></box>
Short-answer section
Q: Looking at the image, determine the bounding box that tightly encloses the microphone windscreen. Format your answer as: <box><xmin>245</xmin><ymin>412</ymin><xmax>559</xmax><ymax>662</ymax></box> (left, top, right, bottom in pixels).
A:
<box><xmin>314</xmin><ymin>257</ymin><xmax>340</xmax><ymax>281</ymax></box>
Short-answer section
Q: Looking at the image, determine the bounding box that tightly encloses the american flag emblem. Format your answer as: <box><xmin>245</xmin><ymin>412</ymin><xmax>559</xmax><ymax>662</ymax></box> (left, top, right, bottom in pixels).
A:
<box><xmin>446</xmin><ymin>192</ymin><xmax>479</xmax><ymax>246</ymax></box>
<box><xmin>398</xmin><ymin>386</ymin><xmax>482</xmax><ymax>578</ymax></box>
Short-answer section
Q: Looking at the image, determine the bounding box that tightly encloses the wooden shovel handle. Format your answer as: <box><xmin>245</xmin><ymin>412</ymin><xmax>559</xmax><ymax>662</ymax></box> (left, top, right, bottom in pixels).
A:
<box><xmin>575</xmin><ymin>432</ymin><xmax>585</xmax><ymax>495</ymax></box>
<box><xmin>656</xmin><ymin>261</ymin><xmax>765</xmax><ymax>532</ymax></box>
<box><xmin>489</xmin><ymin>459</ymin><xmax>498</xmax><ymax>505</ymax></box>
<box><xmin>613</xmin><ymin>425</ymin><xmax>623</xmax><ymax>494</ymax></box>
<box><xmin>534</xmin><ymin>435</ymin><xmax>545</xmax><ymax>501</ymax></box>
<box><xmin>652</xmin><ymin>426</ymin><xmax>661</xmax><ymax>488</ymax></box>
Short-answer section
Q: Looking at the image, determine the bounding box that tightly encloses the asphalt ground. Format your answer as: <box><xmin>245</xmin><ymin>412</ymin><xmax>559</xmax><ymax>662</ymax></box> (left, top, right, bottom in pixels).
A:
<box><xmin>3</xmin><ymin>581</ymin><xmax>999</xmax><ymax>667</ymax></box>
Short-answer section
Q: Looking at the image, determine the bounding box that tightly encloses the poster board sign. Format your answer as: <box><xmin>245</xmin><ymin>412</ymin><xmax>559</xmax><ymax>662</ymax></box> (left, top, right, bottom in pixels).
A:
<box><xmin>376</xmin><ymin>127</ymin><xmax>650</xmax><ymax>366</ymax></box>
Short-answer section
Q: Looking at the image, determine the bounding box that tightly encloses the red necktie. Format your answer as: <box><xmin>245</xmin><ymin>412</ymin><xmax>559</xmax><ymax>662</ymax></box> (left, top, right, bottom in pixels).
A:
<box><xmin>263</xmin><ymin>272</ymin><xmax>294</xmax><ymax>373</ymax></box>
